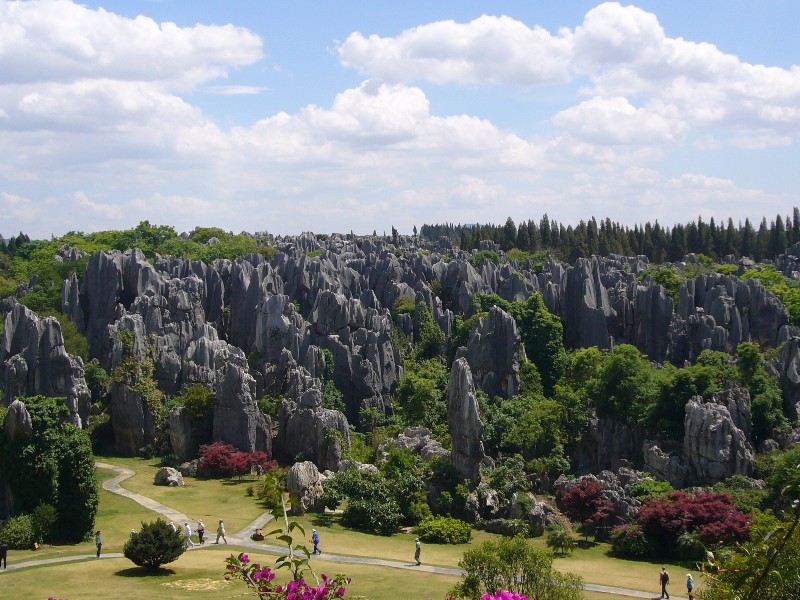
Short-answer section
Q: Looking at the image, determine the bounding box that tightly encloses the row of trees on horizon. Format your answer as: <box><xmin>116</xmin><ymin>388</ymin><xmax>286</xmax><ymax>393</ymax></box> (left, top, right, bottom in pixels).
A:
<box><xmin>420</xmin><ymin>208</ymin><xmax>800</xmax><ymax>264</ymax></box>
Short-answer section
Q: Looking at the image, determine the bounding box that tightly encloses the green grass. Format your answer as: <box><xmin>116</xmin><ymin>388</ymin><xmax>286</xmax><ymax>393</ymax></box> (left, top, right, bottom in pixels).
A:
<box><xmin>96</xmin><ymin>455</ymin><xmax>268</xmax><ymax>532</ymax></box>
<box><xmin>0</xmin><ymin>547</ymin><xmax>461</xmax><ymax>600</ymax></box>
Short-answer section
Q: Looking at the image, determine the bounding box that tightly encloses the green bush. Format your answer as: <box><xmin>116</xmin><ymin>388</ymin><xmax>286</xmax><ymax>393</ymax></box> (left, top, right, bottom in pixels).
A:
<box><xmin>0</xmin><ymin>514</ymin><xmax>35</xmax><ymax>549</ymax></box>
<box><xmin>31</xmin><ymin>503</ymin><xmax>58</xmax><ymax>543</ymax></box>
<box><xmin>630</xmin><ymin>478</ymin><xmax>674</xmax><ymax>501</ymax></box>
<box><xmin>610</xmin><ymin>523</ymin><xmax>650</xmax><ymax>558</ymax></box>
<box><xmin>257</xmin><ymin>474</ymin><xmax>283</xmax><ymax>508</ymax></box>
<box><xmin>416</xmin><ymin>516</ymin><xmax>472</xmax><ymax>544</ymax></box>
<box><xmin>123</xmin><ymin>519</ymin><xmax>185</xmax><ymax>570</ymax></box>
<box><xmin>545</xmin><ymin>524</ymin><xmax>575</xmax><ymax>556</ymax></box>
<box><xmin>468</xmin><ymin>250</ymin><xmax>499</xmax><ymax>268</ymax></box>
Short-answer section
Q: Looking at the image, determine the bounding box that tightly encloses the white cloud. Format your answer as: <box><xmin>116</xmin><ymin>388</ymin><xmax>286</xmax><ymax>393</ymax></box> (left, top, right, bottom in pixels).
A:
<box><xmin>0</xmin><ymin>0</ymin><xmax>262</xmax><ymax>89</ymax></box>
<box><xmin>338</xmin><ymin>15</ymin><xmax>572</xmax><ymax>85</ymax></box>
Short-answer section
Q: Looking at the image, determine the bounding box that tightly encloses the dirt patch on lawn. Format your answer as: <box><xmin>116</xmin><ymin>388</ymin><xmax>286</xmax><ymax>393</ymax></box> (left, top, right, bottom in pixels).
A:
<box><xmin>162</xmin><ymin>578</ymin><xmax>231</xmax><ymax>592</ymax></box>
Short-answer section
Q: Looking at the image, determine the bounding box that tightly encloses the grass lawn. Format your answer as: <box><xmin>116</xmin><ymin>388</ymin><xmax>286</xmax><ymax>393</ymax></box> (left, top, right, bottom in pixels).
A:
<box><xmin>96</xmin><ymin>455</ymin><xmax>269</xmax><ymax>532</ymax></box>
<box><xmin>0</xmin><ymin>546</ymin><xmax>462</xmax><ymax>600</ymax></box>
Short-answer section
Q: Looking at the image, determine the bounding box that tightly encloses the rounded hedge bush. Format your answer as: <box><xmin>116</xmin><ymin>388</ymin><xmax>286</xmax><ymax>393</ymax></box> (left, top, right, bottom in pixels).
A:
<box><xmin>415</xmin><ymin>516</ymin><xmax>472</xmax><ymax>544</ymax></box>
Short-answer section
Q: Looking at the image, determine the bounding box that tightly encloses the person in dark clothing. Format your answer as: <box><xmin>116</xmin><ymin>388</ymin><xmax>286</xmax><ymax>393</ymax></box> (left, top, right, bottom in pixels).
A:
<box><xmin>659</xmin><ymin>566</ymin><xmax>670</xmax><ymax>599</ymax></box>
<box><xmin>95</xmin><ymin>531</ymin><xmax>102</xmax><ymax>558</ymax></box>
<box><xmin>0</xmin><ymin>539</ymin><xmax>8</xmax><ymax>569</ymax></box>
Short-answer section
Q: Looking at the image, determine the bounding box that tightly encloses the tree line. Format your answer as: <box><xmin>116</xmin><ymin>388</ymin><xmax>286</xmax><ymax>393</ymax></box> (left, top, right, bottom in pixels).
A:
<box><xmin>420</xmin><ymin>208</ymin><xmax>800</xmax><ymax>263</ymax></box>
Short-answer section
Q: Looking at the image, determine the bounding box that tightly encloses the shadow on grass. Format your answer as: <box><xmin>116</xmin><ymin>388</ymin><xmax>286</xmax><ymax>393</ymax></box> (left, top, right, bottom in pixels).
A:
<box><xmin>575</xmin><ymin>539</ymin><xmax>599</xmax><ymax>550</ymax></box>
<box><xmin>309</xmin><ymin>514</ymin><xmax>336</xmax><ymax>528</ymax></box>
<box><xmin>115</xmin><ymin>567</ymin><xmax>176</xmax><ymax>577</ymax></box>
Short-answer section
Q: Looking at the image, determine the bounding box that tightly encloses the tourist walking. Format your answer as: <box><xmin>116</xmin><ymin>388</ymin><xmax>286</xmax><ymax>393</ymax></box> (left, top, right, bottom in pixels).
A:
<box><xmin>0</xmin><ymin>539</ymin><xmax>8</xmax><ymax>569</ymax></box>
<box><xmin>414</xmin><ymin>537</ymin><xmax>422</xmax><ymax>565</ymax></box>
<box><xmin>184</xmin><ymin>522</ymin><xmax>195</xmax><ymax>548</ymax></box>
<box><xmin>95</xmin><ymin>530</ymin><xmax>102</xmax><ymax>558</ymax></box>
<box><xmin>311</xmin><ymin>529</ymin><xmax>321</xmax><ymax>555</ymax></box>
<box><xmin>197</xmin><ymin>519</ymin><xmax>205</xmax><ymax>545</ymax></box>
<box><xmin>686</xmin><ymin>573</ymin><xmax>694</xmax><ymax>599</ymax></box>
<box><xmin>215</xmin><ymin>519</ymin><xmax>227</xmax><ymax>544</ymax></box>
<box><xmin>169</xmin><ymin>521</ymin><xmax>177</xmax><ymax>534</ymax></box>
<box><xmin>659</xmin><ymin>566</ymin><xmax>670</xmax><ymax>599</ymax></box>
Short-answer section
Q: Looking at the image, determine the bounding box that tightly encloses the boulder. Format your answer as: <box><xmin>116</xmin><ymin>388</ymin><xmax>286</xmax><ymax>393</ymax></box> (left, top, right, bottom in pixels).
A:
<box><xmin>178</xmin><ymin>460</ymin><xmax>199</xmax><ymax>477</ymax></box>
<box><xmin>287</xmin><ymin>461</ymin><xmax>325</xmax><ymax>514</ymax></box>
<box><xmin>154</xmin><ymin>466</ymin><xmax>185</xmax><ymax>487</ymax></box>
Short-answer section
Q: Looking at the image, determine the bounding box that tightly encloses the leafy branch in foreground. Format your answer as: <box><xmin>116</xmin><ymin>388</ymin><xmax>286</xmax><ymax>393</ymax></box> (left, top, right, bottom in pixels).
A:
<box><xmin>224</xmin><ymin>495</ymin><xmax>351</xmax><ymax>599</ymax></box>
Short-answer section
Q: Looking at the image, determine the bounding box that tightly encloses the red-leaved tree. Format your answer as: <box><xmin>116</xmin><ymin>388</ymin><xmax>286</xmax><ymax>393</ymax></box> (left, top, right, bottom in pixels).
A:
<box><xmin>198</xmin><ymin>443</ymin><xmax>276</xmax><ymax>478</ymax></box>
<box><xmin>637</xmin><ymin>491</ymin><xmax>751</xmax><ymax>549</ymax></box>
<box><xmin>559</xmin><ymin>479</ymin><xmax>615</xmax><ymax>540</ymax></box>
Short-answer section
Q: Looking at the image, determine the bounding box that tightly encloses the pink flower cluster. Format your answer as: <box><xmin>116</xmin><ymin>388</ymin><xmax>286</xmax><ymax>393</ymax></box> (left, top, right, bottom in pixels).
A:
<box><xmin>481</xmin><ymin>591</ymin><xmax>529</xmax><ymax>600</ymax></box>
<box><xmin>225</xmin><ymin>552</ymin><xmax>350</xmax><ymax>599</ymax></box>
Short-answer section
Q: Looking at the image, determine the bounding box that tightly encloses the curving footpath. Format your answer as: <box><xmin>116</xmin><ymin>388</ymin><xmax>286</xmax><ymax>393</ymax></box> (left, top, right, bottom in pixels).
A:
<box><xmin>0</xmin><ymin>463</ymin><xmax>687</xmax><ymax>598</ymax></box>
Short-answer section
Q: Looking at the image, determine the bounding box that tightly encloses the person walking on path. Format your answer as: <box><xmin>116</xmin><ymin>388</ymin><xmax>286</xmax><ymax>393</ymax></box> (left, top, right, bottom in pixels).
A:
<box><xmin>414</xmin><ymin>537</ymin><xmax>422</xmax><ymax>566</ymax></box>
<box><xmin>95</xmin><ymin>531</ymin><xmax>102</xmax><ymax>558</ymax></box>
<box><xmin>197</xmin><ymin>519</ymin><xmax>205</xmax><ymax>545</ymax></box>
<box><xmin>215</xmin><ymin>519</ymin><xmax>227</xmax><ymax>544</ymax></box>
<box><xmin>311</xmin><ymin>529</ymin><xmax>321</xmax><ymax>555</ymax></box>
<box><xmin>659</xmin><ymin>566</ymin><xmax>670</xmax><ymax>599</ymax></box>
<box><xmin>686</xmin><ymin>573</ymin><xmax>694</xmax><ymax>599</ymax></box>
<box><xmin>184</xmin><ymin>522</ymin><xmax>195</xmax><ymax>548</ymax></box>
<box><xmin>0</xmin><ymin>539</ymin><xmax>8</xmax><ymax>569</ymax></box>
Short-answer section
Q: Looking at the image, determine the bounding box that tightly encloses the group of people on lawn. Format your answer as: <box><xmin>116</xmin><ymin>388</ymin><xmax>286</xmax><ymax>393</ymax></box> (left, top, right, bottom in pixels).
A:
<box><xmin>166</xmin><ymin>518</ymin><xmax>227</xmax><ymax>548</ymax></box>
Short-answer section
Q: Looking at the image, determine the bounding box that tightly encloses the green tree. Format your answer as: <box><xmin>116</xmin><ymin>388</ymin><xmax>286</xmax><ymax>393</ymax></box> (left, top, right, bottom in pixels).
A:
<box><xmin>0</xmin><ymin>396</ymin><xmax>98</xmax><ymax>543</ymax></box>
<box><xmin>451</xmin><ymin>535</ymin><xmax>583</xmax><ymax>600</ymax></box>
<box><xmin>123</xmin><ymin>518</ymin><xmax>185</xmax><ymax>570</ymax></box>
<box><xmin>595</xmin><ymin>344</ymin><xmax>660</xmax><ymax>425</ymax></box>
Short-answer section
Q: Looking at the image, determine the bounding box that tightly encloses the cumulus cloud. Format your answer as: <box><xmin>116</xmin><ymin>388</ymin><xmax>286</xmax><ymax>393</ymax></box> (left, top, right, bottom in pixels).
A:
<box><xmin>338</xmin><ymin>15</ymin><xmax>572</xmax><ymax>85</ymax></box>
<box><xmin>0</xmin><ymin>0</ymin><xmax>262</xmax><ymax>89</ymax></box>
<box><xmin>337</xmin><ymin>2</ymin><xmax>800</xmax><ymax>148</ymax></box>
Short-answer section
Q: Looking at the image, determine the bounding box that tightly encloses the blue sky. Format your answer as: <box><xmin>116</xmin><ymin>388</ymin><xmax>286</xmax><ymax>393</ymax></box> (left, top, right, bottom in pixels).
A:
<box><xmin>1</xmin><ymin>1</ymin><xmax>798</xmax><ymax>238</ymax></box>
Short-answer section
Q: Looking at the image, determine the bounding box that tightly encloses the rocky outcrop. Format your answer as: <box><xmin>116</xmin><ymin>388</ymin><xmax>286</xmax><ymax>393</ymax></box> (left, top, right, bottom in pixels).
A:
<box><xmin>562</xmin><ymin>257</ymin><xmax>616</xmax><ymax>350</ymax></box>
<box><xmin>1</xmin><ymin>303</ymin><xmax>90</xmax><ymax>427</ymax></box>
<box><xmin>389</xmin><ymin>426</ymin><xmax>449</xmax><ymax>463</ymax></box>
<box><xmin>212</xmin><ymin>348</ymin><xmax>271</xmax><ymax>454</ymax></box>
<box><xmin>169</xmin><ymin>406</ymin><xmax>196</xmax><ymax>463</ymax></box>
<box><xmin>457</xmin><ymin>306</ymin><xmax>522</xmax><ymax>399</ymax></box>
<box><xmin>447</xmin><ymin>358</ymin><xmax>487</xmax><ymax>482</ymax></box>
<box><xmin>287</xmin><ymin>461</ymin><xmax>326</xmax><ymax>514</ymax></box>
<box><xmin>576</xmin><ymin>414</ymin><xmax>646</xmax><ymax>473</ymax></box>
<box><xmin>111</xmin><ymin>381</ymin><xmax>157</xmax><ymax>456</ymax></box>
<box><xmin>154</xmin><ymin>466</ymin><xmax>185</xmax><ymax>487</ymax></box>
<box><xmin>275</xmin><ymin>385</ymin><xmax>350</xmax><ymax>471</ymax></box>
<box><xmin>3</xmin><ymin>399</ymin><xmax>32</xmax><ymax>440</ymax></box>
<box><xmin>683</xmin><ymin>390</ymin><xmax>755</xmax><ymax>485</ymax></box>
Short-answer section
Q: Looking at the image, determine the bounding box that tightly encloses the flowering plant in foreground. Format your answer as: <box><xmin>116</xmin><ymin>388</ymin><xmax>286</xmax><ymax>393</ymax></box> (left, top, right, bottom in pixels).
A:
<box><xmin>225</xmin><ymin>553</ymin><xmax>350</xmax><ymax>599</ymax></box>
<box><xmin>224</xmin><ymin>494</ymin><xmax>351</xmax><ymax>599</ymax></box>
<box><xmin>481</xmin><ymin>592</ymin><xmax>528</xmax><ymax>600</ymax></box>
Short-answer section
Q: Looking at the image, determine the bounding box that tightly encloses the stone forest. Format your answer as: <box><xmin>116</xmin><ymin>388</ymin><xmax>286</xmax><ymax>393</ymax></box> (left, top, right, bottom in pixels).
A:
<box><xmin>1</xmin><ymin>215</ymin><xmax>799</xmax><ymax>599</ymax></box>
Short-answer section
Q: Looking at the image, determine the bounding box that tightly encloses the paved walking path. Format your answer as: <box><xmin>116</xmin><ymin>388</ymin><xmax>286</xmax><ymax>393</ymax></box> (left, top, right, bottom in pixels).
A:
<box><xmin>0</xmin><ymin>462</ymin><xmax>688</xmax><ymax>598</ymax></box>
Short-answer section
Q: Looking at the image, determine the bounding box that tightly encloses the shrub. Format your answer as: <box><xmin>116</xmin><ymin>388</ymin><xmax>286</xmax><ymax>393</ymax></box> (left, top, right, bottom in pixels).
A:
<box><xmin>630</xmin><ymin>478</ymin><xmax>674</xmax><ymax>501</ymax></box>
<box><xmin>451</xmin><ymin>535</ymin><xmax>583</xmax><ymax>600</ymax></box>
<box><xmin>257</xmin><ymin>474</ymin><xmax>283</xmax><ymax>508</ymax></box>
<box><xmin>544</xmin><ymin>524</ymin><xmax>575</xmax><ymax>556</ymax></box>
<box><xmin>0</xmin><ymin>514</ymin><xmax>36</xmax><ymax>549</ymax></box>
<box><xmin>610</xmin><ymin>523</ymin><xmax>649</xmax><ymax>558</ymax></box>
<box><xmin>468</xmin><ymin>250</ymin><xmax>500</xmax><ymax>268</ymax></box>
<box><xmin>123</xmin><ymin>519</ymin><xmax>185</xmax><ymax>570</ymax></box>
<box><xmin>637</xmin><ymin>491</ymin><xmax>751</xmax><ymax>551</ymax></box>
<box><xmin>31</xmin><ymin>503</ymin><xmax>58</xmax><ymax>543</ymax></box>
<box><xmin>558</xmin><ymin>479</ymin><xmax>614</xmax><ymax>540</ymax></box>
<box><xmin>198</xmin><ymin>442</ymin><xmax>275</xmax><ymax>478</ymax></box>
<box><xmin>415</xmin><ymin>516</ymin><xmax>472</xmax><ymax>544</ymax></box>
